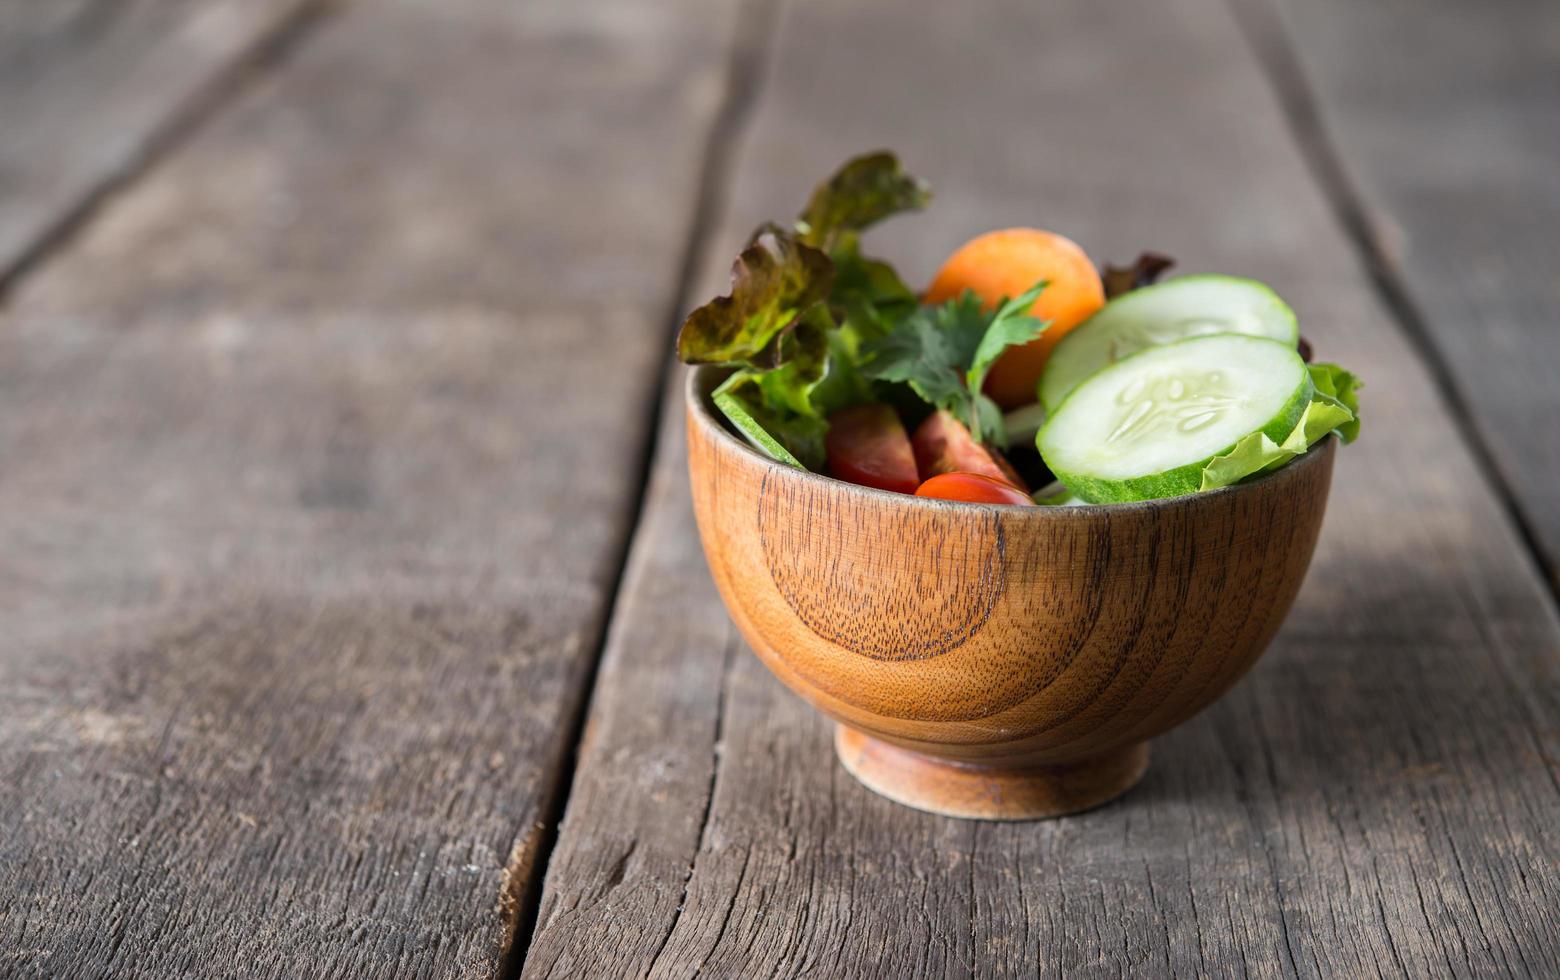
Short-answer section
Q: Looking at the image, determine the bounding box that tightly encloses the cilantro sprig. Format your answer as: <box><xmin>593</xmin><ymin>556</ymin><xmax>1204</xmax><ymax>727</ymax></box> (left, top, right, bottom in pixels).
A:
<box><xmin>861</xmin><ymin>282</ymin><xmax>1049</xmax><ymax>447</ymax></box>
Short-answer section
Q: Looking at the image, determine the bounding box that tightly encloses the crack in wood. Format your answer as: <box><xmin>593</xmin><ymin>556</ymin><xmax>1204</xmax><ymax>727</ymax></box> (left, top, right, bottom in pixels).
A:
<box><xmin>502</xmin><ymin>0</ymin><xmax>785</xmax><ymax>973</ymax></box>
<box><xmin>1222</xmin><ymin>0</ymin><xmax>1560</xmax><ymax>608</ymax></box>
<box><xmin>0</xmin><ymin>0</ymin><xmax>339</xmax><ymax>301</ymax></box>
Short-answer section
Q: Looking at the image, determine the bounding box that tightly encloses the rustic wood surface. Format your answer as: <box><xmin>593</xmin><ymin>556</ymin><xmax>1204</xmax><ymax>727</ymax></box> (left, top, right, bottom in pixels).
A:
<box><xmin>0</xmin><ymin>0</ymin><xmax>315</xmax><ymax>284</ymax></box>
<box><xmin>4</xmin><ymin>0</ymin><xmax>1557</xmax><ymax>976</ymax></box>
<box><xmin>1245</xmin><ymin>0</ymin><xmax>1560</xmax><ymax>588</ymax></box>
<box><xmin>524</xmin><ymin>0</ymin><xmax>1560</xmax><ymax>976</ymax></box>
<box><xmin>0</xmin><ymin>0</ymin><xmax>736</xmax><ymax>976</ymax></box>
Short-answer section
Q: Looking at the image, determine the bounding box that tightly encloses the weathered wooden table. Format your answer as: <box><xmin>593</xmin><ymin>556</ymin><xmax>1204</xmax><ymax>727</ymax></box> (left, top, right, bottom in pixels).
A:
<box><xmin>3</xmin><ymin>0</ymin><xmax>1556</xmax><ymax>976</ymax></box>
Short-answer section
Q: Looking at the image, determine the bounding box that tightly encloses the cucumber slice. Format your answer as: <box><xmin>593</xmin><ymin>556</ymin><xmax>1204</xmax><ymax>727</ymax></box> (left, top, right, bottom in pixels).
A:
<box><xmin>1038</xmin><ymin>334</ymin><xmax>1311</xmax><ymax>502</ymax></box>
<box><xmin>1039</xmin><ymin>275</ymin><xmax>1298</xmax><ymax>411</ymax></box>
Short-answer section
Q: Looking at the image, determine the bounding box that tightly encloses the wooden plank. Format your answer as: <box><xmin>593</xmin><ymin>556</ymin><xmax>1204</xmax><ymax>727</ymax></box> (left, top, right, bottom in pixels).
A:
<box><xmin>522</xmin><ymin>0</ymin><xmax>1560</xmax><ymax>975</ymax></box>
<box><xmin>1243</xmin><ymin>0</ymin><xmax>1560</xmax><ymax>587</ymax></box>
<box><xmin>0</xmin><ymin>0</ymin><xmax>314</xmax><ymax>281</ymax></box>
<box><xmin>0</xmin><ymin>0</ymin><xmax>736</xmax><ymax>976</ymax></box>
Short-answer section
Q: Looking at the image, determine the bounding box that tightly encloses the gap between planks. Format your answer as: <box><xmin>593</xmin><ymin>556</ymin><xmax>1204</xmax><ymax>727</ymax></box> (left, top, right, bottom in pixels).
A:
<box><xmin>1223</xmin><ymin>0</ymin><xmax>1560</xmax><ymax>610</ymax></box>
<box><xmin>0</xmin><ymin>0</ymin><xmax>340</xmax><ymax>303</ymax></box>
<box><xmin>498</xmin><ymin>0</ymin><xmax>786</xmax><ymax>973</ymax></box>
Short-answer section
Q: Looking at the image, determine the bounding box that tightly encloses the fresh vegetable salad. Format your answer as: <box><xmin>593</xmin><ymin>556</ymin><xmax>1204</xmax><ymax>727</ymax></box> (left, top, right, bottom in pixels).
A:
<box><xmin>678</xmin><ymin>153</ymin><xmax>1361</xmax><ymax>506</ymax></box>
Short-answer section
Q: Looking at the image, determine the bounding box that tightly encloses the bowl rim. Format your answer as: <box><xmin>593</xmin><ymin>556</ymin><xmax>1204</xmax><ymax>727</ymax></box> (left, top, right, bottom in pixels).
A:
<box><xmin>686</xmin><ymin>364</ymin><xmax>1336</xmax><ymax>518</ymax></box>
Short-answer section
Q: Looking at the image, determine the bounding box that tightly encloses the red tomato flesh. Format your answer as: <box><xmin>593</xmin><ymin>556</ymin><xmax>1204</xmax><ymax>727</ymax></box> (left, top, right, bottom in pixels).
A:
<box><xmin>825</xmin><ymin>403</ymin><xmax>920</xmax><ymax>494</ymax></box>
<box><xmin>915</xmin><ymin>472</ymin><xmax>1035</xmax><ymax>506</ymax></box>
<box><xmin>911</xmin><ymin>409</ymin><xmax>1028</xmax><ymax>491</ymax></box>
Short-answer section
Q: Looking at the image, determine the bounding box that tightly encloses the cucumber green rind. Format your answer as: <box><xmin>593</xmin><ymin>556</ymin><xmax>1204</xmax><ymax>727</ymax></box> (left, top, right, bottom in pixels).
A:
<box><xmin>1046</xmin><ymin>380</ymin><xmax>1309</xmax><ymax>502</ymax></box>
<box><xmin>1039</xmin><ymin>274</ymin><xmax>1299</xmax><ymax>411</ymax></box>
<box><xmin>713</xmin><ymin>382</ymin><xmax>807</xmax><ymax>469</ymax></box>
<box><xmin>1037</xmin><ymin>335</ymin><xmax>1312</xmax><ymax>503</ymax></box>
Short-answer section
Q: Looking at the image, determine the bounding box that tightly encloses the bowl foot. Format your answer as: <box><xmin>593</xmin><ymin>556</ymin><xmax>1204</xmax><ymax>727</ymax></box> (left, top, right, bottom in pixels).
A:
<box><xmin>834</xmin><ymin>726</ymin><xmax>1150</xmax><ymax>821</ymax></box>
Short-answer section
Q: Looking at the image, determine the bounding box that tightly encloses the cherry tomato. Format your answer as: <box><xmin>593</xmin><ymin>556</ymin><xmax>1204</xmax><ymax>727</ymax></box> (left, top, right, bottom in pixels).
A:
<box><xmin>915</xmin><ymin>472</ymin><xmax>1035</xmax><ymax>506</ymax></box>
<box><xmin>825</xmin><ymin>403</ymin><xmax>920</xmax><ymax>494</ymax></box>
<box><xmin>911</xmin><ymin>409</ymin><xmax>1028</xmax><ymax>492</ymax></box>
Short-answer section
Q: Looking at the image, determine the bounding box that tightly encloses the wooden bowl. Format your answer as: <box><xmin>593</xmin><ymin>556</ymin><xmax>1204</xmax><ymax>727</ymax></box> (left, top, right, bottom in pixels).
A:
<box><xmin>686</xmin><ymin>366</ymin><xmax>1335</xmax><ymax>820</ymax></box>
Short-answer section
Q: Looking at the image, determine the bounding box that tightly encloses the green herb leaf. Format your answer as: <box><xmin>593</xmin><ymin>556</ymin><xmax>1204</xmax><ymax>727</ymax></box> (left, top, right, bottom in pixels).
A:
<box><xmin>677</xmin><ymin>234</ymin><xmax>834</xmax><ymax>365</ymax></box>
<box><xmin>861</xmin><ymin>291</ymin><xmax>989</xmax><ymax>429</ymax></box>
<box><xmin>862</xmin><ymin>282</ymin><xmax>1050</xmax><ymax>446</ymax></box>
<box><xmin>796</xmin><ymin>152</ymin><xmax>931</xmax><ymax>250</ymax></box>
<box><xmin>966</xmin><ymin>280</ymin><xmax>1050</xmax><ymax>395</ymax></box>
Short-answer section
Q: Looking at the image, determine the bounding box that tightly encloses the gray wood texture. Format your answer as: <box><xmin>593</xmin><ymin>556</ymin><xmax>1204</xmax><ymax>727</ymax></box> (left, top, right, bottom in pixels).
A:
<box><xmin>0</xmin><ymin>0</ymin><xmax>735</xmax><ymax>976</ymax></box>
<box><xmin>0</xmin><ymin>0</ymin><xmax>313</xmax><ymax>281</ymax></box>
<box><xmin>1250</xmin><ymin>0</ymin><xmax>1560</xmax><ymax>587</ymax></box>
<box><xmin>522</xmin><ymin>0</ymin><xmax>1560</xmax><ymax>975</ymax></box>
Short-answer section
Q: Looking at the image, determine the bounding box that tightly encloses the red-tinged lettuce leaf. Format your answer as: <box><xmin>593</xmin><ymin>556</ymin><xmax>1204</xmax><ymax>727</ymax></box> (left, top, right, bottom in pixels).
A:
<box><xmin>796</xmin><ymin>151</ymin><xmax>930</xmax><ymax>249</ymax></box>
<box><xmin>683</xmin><ymin>151</ymin><xmax>935</xmax><ymax>470</ymax></box>
<box><xmin>751</xmin><ymin>307</ymin><xmax>831</xmax><ymax>416</ymax></box>
<box><xmin>749</xmin><ymin>303</ymin><xmax>830</xmax><ymax>373</ymax></box>
<box><xmin>1101</xmin><ymin>252</ymin><xmax>1176</xmax><ymax>299</ymax></box>
<box><xmin>677</xmin><ymin>234</ymin><xmax>834</xmax><ymax>365</ymax></box>
<box><xmin>708</xmin><ymin>309</ymin><xmax>835</xmax><ymax>470</ymax></box>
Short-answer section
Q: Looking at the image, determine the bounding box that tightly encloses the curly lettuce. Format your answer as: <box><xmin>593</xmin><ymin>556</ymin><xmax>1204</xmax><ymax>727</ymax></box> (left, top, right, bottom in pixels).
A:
<box><xmin>1199</xmin><ymin>363</ymin><xmax>1363</xmax><ymax>491</ymax></box>
<box><xmin>676</xmin><ymin>152</ymin><xmax>930</xmax><ymax>468</ymax></box>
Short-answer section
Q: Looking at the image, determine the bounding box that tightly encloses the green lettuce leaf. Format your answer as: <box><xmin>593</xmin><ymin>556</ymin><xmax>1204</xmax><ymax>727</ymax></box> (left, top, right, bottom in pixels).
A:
<box><xmin>805</xmin><ymin>329</ymin><xmax>876</xmax><ymax>420</ymax></box>
<box><xmin>796</xmin><ymin>151</ymin><xmax>931</xmax><ymax>250</ymax></box>
<box><xmin>1200</xmin><ymin>432</ymin><xmax>1286</xmax><ymax>491</ymax></box>
<box><xmin>750</xmin><ymin>306</ymin><xmax>831</xmax><ymax>412</ymax></box>
<box><xmin>711</xmin><ymin>370</ymin><xmax>827</xmax><ymax>470</ymax></box>
<box><xmin>1199</xmin><ymin>385</ymin><xmax>1360</xmax><ymax>491</ymax></box>
<box><xmin>1283</xmin><ymin>396</ymin><xmax>1355</xmax><ymax>453</ymax></box>
<box><xmin>709</xmin><ymin>307</ymin><xmax>837</xmax><ymax>470</ymax></box>
<box><xmin>677</xmin><ymin>234</ymin><xmax>834</xmax><ymax>365</ymax></box>
<box><xmin>828</xmin><ymin>233</ymin><xmax>918</xmax><ymax>307</ymax></box>
<box><xmin>829</xmin><ymin>235</ymin><xmax>917</xmax><ymax>340</ymax></box>
<box><xmin>1307</xmin><ymin>362</ymin><xmax>1363</xmax><ymax>443</ymax></box>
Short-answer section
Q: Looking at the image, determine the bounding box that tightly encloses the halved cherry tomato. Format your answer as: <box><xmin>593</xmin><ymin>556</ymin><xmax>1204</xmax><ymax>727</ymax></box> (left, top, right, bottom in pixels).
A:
<box><xmin>910</xmin><ymin>409</ymin><xmax>1028</xmax><ymax>492</ymax></box>
<box><xmin>825</xmin><ymin>403</ymin><xmax>920</xmax><ymax>494</ymax></box>
<box><xmin>915</xmin><ymin>472</ymin><xmax>1035</xmax><ymax>506</ymax></box>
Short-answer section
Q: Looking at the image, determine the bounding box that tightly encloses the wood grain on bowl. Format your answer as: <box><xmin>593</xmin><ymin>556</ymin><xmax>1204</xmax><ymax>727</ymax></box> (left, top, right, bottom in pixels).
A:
<box><xmin>687</xmin><ymin>366</ymin><xmax>1335</xmax><ymax>819</ymax></box>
